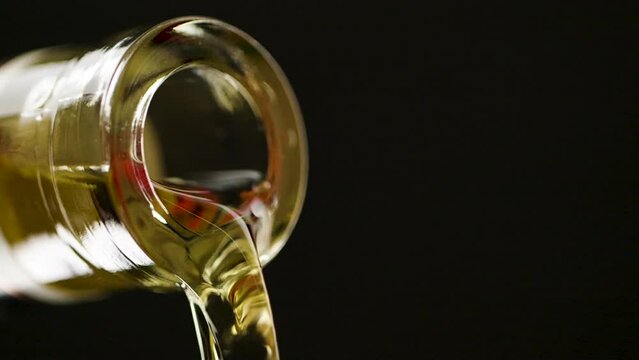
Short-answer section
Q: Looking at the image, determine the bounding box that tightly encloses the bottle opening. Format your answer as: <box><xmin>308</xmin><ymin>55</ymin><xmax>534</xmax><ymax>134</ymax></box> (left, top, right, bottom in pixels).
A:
<box><xmin>143</xmin><ymin>66</ymin><xmax>268</xmax><ymax>209</ymax></box>
<box><xmin>110</xmin><ymin>17</ymin><xmax>307</xmax><ymax>264</ymax></box>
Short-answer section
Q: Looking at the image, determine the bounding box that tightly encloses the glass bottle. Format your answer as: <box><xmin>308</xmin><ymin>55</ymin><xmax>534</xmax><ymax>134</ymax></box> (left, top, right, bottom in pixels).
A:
<box><xmin>0</xmin><ymin>16</ymin><xmax>307</xmax><ymax>359</ymax></box>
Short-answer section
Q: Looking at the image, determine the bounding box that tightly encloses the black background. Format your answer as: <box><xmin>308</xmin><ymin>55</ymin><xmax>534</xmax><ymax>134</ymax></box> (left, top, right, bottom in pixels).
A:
<box><xmin>0</xmin><ymin>1</ymin><xmax>638</xmax><ymax>359</ymax></box>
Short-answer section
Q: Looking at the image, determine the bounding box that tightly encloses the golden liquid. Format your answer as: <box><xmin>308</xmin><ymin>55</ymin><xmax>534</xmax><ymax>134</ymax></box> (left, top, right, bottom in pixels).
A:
<box><xmin>0</xmin><ymin>111</ymin><xmax>278</xmax><ymax>359</ymax></box>
<box><xmin>0</xmin><ymin>18</ymin><xmax>307</xmax><ymax>359</ymax></box>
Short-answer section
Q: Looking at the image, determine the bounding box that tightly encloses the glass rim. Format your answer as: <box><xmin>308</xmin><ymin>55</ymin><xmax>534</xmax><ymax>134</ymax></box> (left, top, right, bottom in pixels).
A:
<box><xmin>103</xmin><ymin>16</ymin><xmax>308</xmax><ymax>267</ymax></box>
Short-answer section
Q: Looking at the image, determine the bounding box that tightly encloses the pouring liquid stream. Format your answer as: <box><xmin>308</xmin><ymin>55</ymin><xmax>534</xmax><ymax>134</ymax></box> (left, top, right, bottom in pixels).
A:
<box><xmin>152</xmin><ymin>180</ymin><xmax>279</xmax><ymax>360</ymax></box>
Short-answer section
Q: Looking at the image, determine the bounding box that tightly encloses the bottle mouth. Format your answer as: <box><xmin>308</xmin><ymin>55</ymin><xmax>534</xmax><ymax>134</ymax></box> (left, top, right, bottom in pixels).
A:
<box><xmin>143</xmin><ymin>65</ymin><xmax>269</xmax><ymax>208</ymax></box>
<box><xmin>104</xmin><ymin>17</ymin><xmax>307</xmax><ymax>268</ymax></box>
